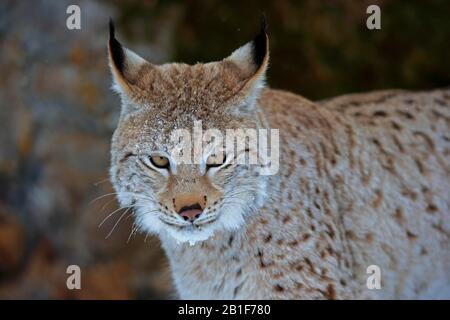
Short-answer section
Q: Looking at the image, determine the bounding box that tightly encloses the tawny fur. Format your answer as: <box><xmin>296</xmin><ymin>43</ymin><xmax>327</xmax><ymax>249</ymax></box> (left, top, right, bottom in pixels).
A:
<box><xmin>108</xmin><ymin>24</ymin><xmax>450</xmax><ymax>299</ymax></box>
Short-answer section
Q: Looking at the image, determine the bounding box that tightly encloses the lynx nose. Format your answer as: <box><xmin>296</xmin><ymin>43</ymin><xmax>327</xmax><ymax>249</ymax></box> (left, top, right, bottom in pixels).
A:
<box><xmin>178</xmin><ymin>203</ymin><xmax>203</xmax><ymax>222</ymax></box>
<box><xmin>173</xmin><ymin>194</ymin><xmax>207</xmax><ymax>222</ymax></box>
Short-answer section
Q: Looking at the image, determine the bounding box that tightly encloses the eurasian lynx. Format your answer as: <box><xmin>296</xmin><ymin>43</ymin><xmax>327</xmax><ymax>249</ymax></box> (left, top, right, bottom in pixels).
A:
<box><xmin>108</xmin><ymin>20</ymin><xmax>450</xmax><ymax>299</ymax></box>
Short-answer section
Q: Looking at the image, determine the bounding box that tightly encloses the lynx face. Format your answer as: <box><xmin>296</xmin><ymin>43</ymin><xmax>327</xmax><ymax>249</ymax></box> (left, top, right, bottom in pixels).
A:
<box><xmin>108</xmin><ymin>21</ymin><xmax>270</xmax><ymax>243</ymax></box>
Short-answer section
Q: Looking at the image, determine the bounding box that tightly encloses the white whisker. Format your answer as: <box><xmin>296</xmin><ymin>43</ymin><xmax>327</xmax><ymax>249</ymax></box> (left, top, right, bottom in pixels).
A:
<box><xmin>99</xmin><ymin>205</ymin><xmax>134</xmax><ymax>228</ymax></box>
<box><xmin>127</xmin><ymin>223</ymin><xmax>139</xmax><ymax>243</ymax></box>
<box><xmin>105</xmin><ymin>207</ymin><xmax>132</xmax><ymax>239</ymax></box>
<box><xmin>93</xmin><ymin>177</ymin><xmax>111</xmax><ymax>186</ymax></box>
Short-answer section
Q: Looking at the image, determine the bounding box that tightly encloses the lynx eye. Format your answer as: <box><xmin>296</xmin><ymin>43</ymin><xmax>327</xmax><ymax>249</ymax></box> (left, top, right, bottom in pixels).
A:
<box><xmin>149</xmin><ymin>155</ymin><xmax>170</xmax><ymax>169</ymax></box>
<box><xmin>206</xmin><ymin>153</ymin><xmax>226</xmax><ymax>169</ymax></box>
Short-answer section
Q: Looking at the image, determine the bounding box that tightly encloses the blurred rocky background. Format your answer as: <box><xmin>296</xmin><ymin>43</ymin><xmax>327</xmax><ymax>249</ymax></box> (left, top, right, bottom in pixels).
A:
<box><xmin>0</xmin><ymin>0</ymin><xmax>449</xmax><ymax>299</ymax></box>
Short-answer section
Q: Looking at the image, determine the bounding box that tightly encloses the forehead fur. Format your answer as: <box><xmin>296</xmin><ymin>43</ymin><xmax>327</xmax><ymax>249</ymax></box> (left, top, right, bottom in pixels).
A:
<box><xmin>126</xmin><ymin>60</ymin><xmax>252</xmax><ymax>108</ymax></box>
<box><xmin>116</xmin><ymin>61</ymin><xmax>257</xmax><ymax>147</ymax></box>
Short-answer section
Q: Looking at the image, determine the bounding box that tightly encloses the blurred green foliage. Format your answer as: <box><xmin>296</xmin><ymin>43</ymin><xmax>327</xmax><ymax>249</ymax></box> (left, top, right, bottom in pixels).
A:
<box><xmin>110</xmin><ymin>0</ymin><xmax>450</xmax><ymax>99</ymax></box>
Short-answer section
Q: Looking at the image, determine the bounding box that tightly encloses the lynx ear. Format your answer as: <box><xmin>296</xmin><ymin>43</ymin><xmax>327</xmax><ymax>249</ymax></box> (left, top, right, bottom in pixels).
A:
<box><xmin>108</xmin><ymin>19</ymin><xmax>152</xmax><ymax>95</ymax></box>
<box><xmin>224</xmin><ymin>17</ymin><xmax>269</xmax><ymax>101</ymax></box>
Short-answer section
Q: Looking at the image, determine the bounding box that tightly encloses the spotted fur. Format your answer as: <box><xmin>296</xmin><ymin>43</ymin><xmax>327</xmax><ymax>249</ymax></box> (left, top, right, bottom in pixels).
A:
<box><xmin>108</xmin><ymin>22</ymin><xmax>450</xmax><ymax>299</ymax></box>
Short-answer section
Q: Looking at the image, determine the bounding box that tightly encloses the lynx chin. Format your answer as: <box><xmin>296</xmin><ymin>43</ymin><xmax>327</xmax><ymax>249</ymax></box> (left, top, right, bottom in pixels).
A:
<box><xmin>107</xmin><ymin>19</ymin><xmax>450</xmax><ymax>299</ymax></box>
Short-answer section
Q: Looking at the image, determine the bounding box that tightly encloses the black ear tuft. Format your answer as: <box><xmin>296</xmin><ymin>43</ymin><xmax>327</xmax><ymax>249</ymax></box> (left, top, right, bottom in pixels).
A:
<box><xmin>109</xmin><ymin>18</ymin><xmax>125</xmax><ymax>74</ymax></box>
<box><xmin>251</xmin><ymin>15</ymin><xmax>268</xmax><ymax>67</ymax></box>
<box><xmin>109</xmin><ymin>17</ymin><xmax>115</xmax><ymax>39</ymax></box>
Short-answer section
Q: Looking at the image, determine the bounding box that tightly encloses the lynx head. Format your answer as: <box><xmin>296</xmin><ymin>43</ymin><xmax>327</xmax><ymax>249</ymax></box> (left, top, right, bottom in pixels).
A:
<box><xmin>108</xmin><ymin>19</ymin><xmax>270</xmax><ymax>244</ymax></box>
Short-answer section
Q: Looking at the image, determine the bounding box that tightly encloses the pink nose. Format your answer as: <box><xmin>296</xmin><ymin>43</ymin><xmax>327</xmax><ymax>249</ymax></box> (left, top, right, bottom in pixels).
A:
<box><xmin>180</xmin><ymin>209</ymin><xmax>202</xmax><ymax>222</ymax></box>
<box><xmin>178</xmin><ymin>203</ymin><xmax>203</xmax><ymax>222</ymax></box>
